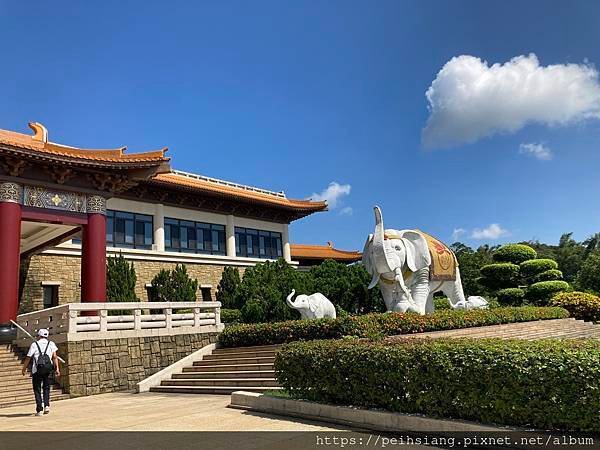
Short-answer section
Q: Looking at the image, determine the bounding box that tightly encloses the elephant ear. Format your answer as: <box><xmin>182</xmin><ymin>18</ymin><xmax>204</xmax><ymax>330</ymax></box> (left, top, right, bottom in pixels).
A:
<box><xmin>361</xmin><ymin>234</ymin><xmax>374</xmax><ymax>274</ymax></box>
<box><xmin>401</xmin><ymin>231</ymin><xmax>431</xmax><ymax>272</ymax></box>
<box><xmin>308</xmin><ymin>297</ymin><xmax>318</xmax><ymax>313</ymax></box>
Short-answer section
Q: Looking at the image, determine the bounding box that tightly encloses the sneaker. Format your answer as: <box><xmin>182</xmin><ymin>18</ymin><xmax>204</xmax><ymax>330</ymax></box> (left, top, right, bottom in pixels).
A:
<box><xmin>44</xmin><ymin>406</ymin><xmax>50</xmax><ymax>414</ymax></box>
<box><xmin>35</xmin><ymin>411</ymin><xmax>44</xmax><ymax>416</ymax></box>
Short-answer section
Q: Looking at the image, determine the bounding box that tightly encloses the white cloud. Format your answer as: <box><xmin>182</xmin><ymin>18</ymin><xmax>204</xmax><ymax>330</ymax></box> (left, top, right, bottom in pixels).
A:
<box><xmin>471</xmin><ymin>224</ymin><xmax>510</xmax><ymax>240</ymax></box>
<box><xmin>519</xmin><ymin>142</ymin><xmax>553</xmax><ymax>161</ymax></box>
<box><xmin>452</xmin><ymin>228</ymin><xmax>466</xmax><ymax>242</ymax></box>
<box><xmin>339</xmin><ymin>206</ymin><xmax>353</xmax><ymax>216</ymax></box>
<box><xmin>308</xmin><ymin>182</ymin><xmax>351</xmax><ymax>209</ymax></box>
<box><xmin>422</xmin><ymin>53</ymin><xmax>600</xmax><ymax>149</ymax></box>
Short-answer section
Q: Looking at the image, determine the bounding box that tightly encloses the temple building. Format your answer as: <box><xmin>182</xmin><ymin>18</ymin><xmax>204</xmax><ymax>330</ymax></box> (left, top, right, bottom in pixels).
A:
<box><xmin>290</xmin><ymin>241</ymin><xmax>362</xmax><ymax>268</ymax></box>
<box><xmin>0</xmin><ymin>122</ymin><xmax>327</xmax><ymax>336</ymax></box>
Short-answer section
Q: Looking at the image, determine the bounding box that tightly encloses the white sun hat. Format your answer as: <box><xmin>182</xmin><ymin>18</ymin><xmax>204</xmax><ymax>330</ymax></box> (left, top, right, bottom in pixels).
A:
<box><xmin>37</xmin><ymin>329</ymin><xmax>49</xmax><ymax>338</ymax></box>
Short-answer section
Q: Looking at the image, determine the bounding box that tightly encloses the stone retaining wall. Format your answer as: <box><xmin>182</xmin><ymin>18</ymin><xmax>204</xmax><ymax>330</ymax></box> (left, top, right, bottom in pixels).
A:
<box><xmin>57</xmin><ymin>332</ymin><xmax>219</xmax><ymax>397</ymax></box>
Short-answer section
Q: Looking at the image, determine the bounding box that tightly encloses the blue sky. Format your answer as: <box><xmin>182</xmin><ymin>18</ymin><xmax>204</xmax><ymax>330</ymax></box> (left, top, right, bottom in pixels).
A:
<box><xmin>2</xmin><ymin>1</ymin><xmax>600</xmax><ymax>250</ymax></box>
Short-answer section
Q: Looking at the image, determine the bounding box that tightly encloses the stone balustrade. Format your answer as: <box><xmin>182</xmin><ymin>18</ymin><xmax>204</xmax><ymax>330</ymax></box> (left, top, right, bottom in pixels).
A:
<box><xmin>15</xmin><ymin>302</ymin><xmax>223</xmax><ymax>344</ymax></box>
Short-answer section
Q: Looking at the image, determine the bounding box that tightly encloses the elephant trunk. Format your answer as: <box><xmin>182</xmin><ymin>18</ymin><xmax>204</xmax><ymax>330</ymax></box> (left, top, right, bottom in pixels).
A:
<box><xmin>372</xmin><ymin>206</ymin><xmax>394</xmax><ymax>274</ymax></box>
<box><xmin>394</xmin><ymin>265</ymin><xmax>413</xmax><ymax>303</ymax></box>
<box><xmin>286</xmin><ymin>289</ymin><xmax>297</xmax><ymax>308</ymax></box>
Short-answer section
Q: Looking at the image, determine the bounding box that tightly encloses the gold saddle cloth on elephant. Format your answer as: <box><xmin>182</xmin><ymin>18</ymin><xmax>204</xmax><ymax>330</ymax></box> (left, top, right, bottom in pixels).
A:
<box><xmin>417</xmin><ymin>230</ymin><xmax>457</xmax><ymax>282</ymax></box>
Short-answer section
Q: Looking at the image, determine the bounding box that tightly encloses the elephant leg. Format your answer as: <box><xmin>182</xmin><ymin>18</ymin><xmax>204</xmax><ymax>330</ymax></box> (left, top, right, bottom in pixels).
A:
<box><xmin>441</xmin><ymin>266</ymin><xmax>467</xmax><ymax>307</ymax></box>
<box><xmin>425</xmin><ymin>291</ymin><xmax>436</xmax><ymax>313</ymax></box>
<box><xmin>408</xmin><ymin>268</ymin><xmax>431</xmax><ymax>315</ymax></box>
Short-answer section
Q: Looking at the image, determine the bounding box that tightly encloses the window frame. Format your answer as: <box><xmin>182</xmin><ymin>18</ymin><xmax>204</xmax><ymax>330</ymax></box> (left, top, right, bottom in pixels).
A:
<box><xmin>165</xmin><ymin>218</ymin><xmax>226</xmax><ymax>255</ymax></box>
<box><xmin>235</xmin><ymin>227</ymin><xmax>282</xmax><ymax>259</ymax></box>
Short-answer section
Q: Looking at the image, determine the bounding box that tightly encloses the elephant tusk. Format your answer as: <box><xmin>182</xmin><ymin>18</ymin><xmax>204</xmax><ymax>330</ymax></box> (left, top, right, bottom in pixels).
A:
<box><xmin>368</xmin><ymin>272</ymin><xmax>380</xmax><ymax>290</ymax></box>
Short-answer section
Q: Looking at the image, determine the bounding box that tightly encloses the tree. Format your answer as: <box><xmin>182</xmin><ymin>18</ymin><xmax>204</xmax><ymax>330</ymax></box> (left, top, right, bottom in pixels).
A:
<box><xmin>576</xmin><ymin>251</ymin><xmax>600</xmax><ymax>294</ymax></box>
<box><xmin>555</xmin><ymin>233</ymin><xmax>585</xmax><ymax>283</ymax></box>
<box><xmin>216</xmin><ymin>266</ymin><xmax>241</xmax><ymax>309</ymax></box>
<box><xmin>150</xmin><ymin>264</ymin><xmax>198</xmax><ymax>302</ymax></box>
<box><xmin>106</xmin><ymin>254</ymin><xmax>137</xmax><ymax>302</ymax></box>
<box><xmin>450</xmin><ymin>242</ymin><xmax>493</xmax><ymax>297</ymax></box>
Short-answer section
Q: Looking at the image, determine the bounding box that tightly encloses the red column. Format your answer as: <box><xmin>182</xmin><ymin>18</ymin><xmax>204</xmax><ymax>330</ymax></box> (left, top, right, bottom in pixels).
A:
<box><xmin>0</xmin><ymin>200</ymin><xmax>22</xmax><ymax>325</ymax></box>
<box><xmin>81</xmin><ymin>212</ymin><xmax>107</xmax><ymax>303</ymax></box>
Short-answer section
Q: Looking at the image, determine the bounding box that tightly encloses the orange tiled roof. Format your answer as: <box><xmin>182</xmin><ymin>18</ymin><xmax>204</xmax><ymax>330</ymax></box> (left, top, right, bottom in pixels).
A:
<box><xmin>150</xmin><ymin>171</ymin><xmax>327</xmax><ymax>212</ymax></box>
<box><xmin>291</xmin><ymin>242</ymin><xmax>362</xmax><ymax>261</ymax></box>
<box><xmin>0</xmin><ymin>123</ymin><xmax>169</xmax><ymax>165</ymax></box>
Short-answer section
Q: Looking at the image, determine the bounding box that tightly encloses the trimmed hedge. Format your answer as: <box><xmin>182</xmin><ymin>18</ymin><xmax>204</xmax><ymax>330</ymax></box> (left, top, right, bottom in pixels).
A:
<box><xmin>496</xmin><ymin>287</ymin><xmax>525</xmax><ymax>305</ymax></box>
<box><xmin>493</xmin><ymin>244</ymin><xmax>537</xmax><ymax>264</ymax></box>
<box><xmin>275</xmin><ymin>339</ymin><xmax>600</xmax><ymax>431</ymax></box>
<box><xmin>527</xmin><ymin>281</ymin><xmax>570</xmax><ymax>304</ymax></box>
<box><xmin>479</xmin><ymin>263</ymin><xmax>520</xmax><ymax>288</ymax></box>
<box><xmin>217</xmin><ymin>307</ymin><xmax>569</xmax><ymax>347</ymax></box>
<box><xmin>221</xmin><ymin>308</ymin><xmax>242</xmax><ymax>324</ymax></box>
<box><xmin>520</xmin><ymin>259</ymin><xmax>559</xmax><ymax>279</ymax></box>
<box><xmin>533</xmin><ymin>269</ymin><xmax>563</xmax><ymax>283</ymax></box>
<box><xmin>550</xmin><ymin>291</ymin><xmax>600</xmax><ymax>323</ymax></box>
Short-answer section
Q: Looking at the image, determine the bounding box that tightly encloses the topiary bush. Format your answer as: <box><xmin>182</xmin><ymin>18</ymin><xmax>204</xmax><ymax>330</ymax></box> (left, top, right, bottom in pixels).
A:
<box><xmin>496</xmin><ymin>287</ymin><xmax>525</xmax><ymax>306</ymax></box>
<box><xmin>218</xmin><ymin>306</ymin><xmax>569</xmax><ymax>347</ymax></box>
<box><xmin>533</xmin><ymin>269</ymin><xmax>563</xmax><ymax>283</ymax></box>
<box><xmin>493</xmin><ymin>244</ymin><xmax>537</xmax><ymax>264</ymax></box>
<box><xmin>519</xmin><ymin>259</ymin><xmax>559</xmax><ymax>279</ymax></box>
<box><xmin>527</xmin><ymin>280</ymin><xmax>570</xmax><ymax>304</ymax></box>
<box><xmin>275</xmin><ymin>339</ymin><xmax>600</xmax><ymax>431</ymax></box>
<box><xmin>550</xmin><ymin>291</ymin><xmax>600</xmax><ymax>323</ymax></box>
<box><xmin>479</xmin><ymin>263</ymin><xmax>520</xmax><ymax>289</ymax></box>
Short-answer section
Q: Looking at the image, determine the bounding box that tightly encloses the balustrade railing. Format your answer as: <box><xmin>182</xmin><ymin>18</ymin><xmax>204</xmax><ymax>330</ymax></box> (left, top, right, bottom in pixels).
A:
<box><xmin>16</xmin><ymin>302</ymin><xmax>223</xmax><ymax>343</ymax></box>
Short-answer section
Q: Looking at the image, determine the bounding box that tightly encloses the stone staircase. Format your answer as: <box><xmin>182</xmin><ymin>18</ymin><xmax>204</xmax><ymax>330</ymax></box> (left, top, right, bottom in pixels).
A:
<box><xmin>150</xmin><ymin>344</ymin><xmax>282</xmax><ymax>395</ymax></box>
<box><xmin>0</xmin><ymin>344</ymin><xmax>69</xmax><ymax>409</ymax></box>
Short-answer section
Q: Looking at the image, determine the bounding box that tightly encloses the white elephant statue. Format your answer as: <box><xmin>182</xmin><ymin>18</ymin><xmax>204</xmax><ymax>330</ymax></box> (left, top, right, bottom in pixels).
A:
<box><xmin>362</xmin><ymin>206</ymin><xmax>488</xmax><ymax>315</ymax></box>
<box><xmin>286</xmin><ymin>289</ymin><xmax>337</xmax><ymax>319</ymax></box>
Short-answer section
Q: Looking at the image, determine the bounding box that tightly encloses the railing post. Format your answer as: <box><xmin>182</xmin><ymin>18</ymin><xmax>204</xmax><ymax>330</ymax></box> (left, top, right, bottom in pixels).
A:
<box><xmin>68</xmin><ymin>310</ymin><xmax>78</xmax><ymax>333</ymax></box>
<box><xmin>193</xmin><ymin>307</ymin><xmax>200</xmax><ymax>327</ymax></box>
<box><xmin>99</xmin><ymin>309</ymin><xmax>108</xmax><ymax>332</ymax></box>
<box><xmin>165</xmin><ymin>308</ymin><xmax>172</xmax><ymax>329</ymax></box>
<box><xmin>134</xmin><ymin>309</ymin><xmax>141</xmax><ymax>330</ymax></box>
<box><xmin>215</xmin><ymin>306</ymin><xmax>221</xmax><ymax>326</ymax></box>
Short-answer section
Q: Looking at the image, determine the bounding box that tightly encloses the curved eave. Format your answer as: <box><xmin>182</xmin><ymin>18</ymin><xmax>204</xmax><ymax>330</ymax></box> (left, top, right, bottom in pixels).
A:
<box><xmin>291</xmin><ymin>244</ymin><xmax>362</xmax><ymax>261</ymax></box>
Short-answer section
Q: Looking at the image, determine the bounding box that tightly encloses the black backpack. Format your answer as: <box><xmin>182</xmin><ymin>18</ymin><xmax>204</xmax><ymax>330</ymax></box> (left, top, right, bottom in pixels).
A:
<box><xmin>34</xmin><ymin>341</ymin><xmax>53</xmax><ymax>376</ymax></box>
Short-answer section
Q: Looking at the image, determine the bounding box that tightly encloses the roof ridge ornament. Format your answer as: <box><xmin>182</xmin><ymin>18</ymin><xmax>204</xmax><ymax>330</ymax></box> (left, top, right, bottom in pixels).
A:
<box><xmin>28</xmin><ymin>122</ymin><xmax>48</xmax><ymax>143</ymax></box>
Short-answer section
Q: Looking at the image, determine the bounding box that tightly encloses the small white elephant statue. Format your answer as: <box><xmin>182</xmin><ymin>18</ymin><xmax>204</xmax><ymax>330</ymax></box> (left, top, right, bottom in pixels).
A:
<box><xmin>362</xmin><ymin>206</ymin><xmax>488</xmax><ymax>315</ymax></box>
<box><xmin>286</xmin><ymin>289</ymin><xmax>337</xmax><ymax>319</ymax></box>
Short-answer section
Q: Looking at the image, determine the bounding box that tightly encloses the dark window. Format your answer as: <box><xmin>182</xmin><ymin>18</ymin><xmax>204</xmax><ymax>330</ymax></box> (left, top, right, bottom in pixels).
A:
<box><xmin>165</xmin><ymin>218</ymin><xmax>226</xmax><ymax>255</ymax></box>
<box><xmin>107</xmin><ymin>210</ymin><xmax>153</xmax><ymax>249</ymax></box>
<box><xmin>43</xmin><ymin>285</ymin><xmax>59</xmax><ymax>309</ymax></box>
<box><xmin>235</xmin><ymin>227</ymin><xmax>282</xmax><ymax>259</ymax></box>
<box><xmin>201</xmin><ymin>287</ymin><xmax>212</xmax><ymax>302</ymax></box>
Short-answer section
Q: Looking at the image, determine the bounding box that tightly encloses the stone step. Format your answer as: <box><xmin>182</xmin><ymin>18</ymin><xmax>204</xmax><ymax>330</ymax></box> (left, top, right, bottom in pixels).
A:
<box><xmin>149</xmin><ymin>385</ymin><xmax>281</xmax><ymax>395</ymax></box>
<box><xmin>0</xmin><ymin>393</ymin><xmax>70</xmax><ymax>409</ymax></box>
<box><xmin>203</xmin><ymin>350</ymin><xmax>277</xmax><ymax>360</ymax></box>
<box><xmin>0</xmin><ymin>355</ymin><xmax>21</xmax><ymax>363</ymax></box>
<box><xmin>182</xmin><ymin>363</ymin><xmax>274</xmax><ymax>372</ymax></box>
<box><xmin>172</xmin><ymin>370</ymin><xmax>276</xmax><ymax>379</ymax></box>
<box><xmin>161</xmin><ymin>378</ymin><xmax>279</xmax><ymax>388</ymax></box>
<box><xmin>193</xmin><ymin>356</ymin><xmax>275</xmax><ymax>366</ymax></box>
<box><xmin>0</xmin><ymin>386</ymin><xmax>63</xmax><ymax>400</ymax></box>
<box><xmin>213</xmin><ymin>344</ymin><xmax>281</xmax><ymax>354</ymax></box>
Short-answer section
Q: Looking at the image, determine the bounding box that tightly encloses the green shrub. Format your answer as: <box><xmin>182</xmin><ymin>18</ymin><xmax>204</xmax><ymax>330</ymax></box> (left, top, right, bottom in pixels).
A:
<box><xmin>216</xmin><ymin>267</ymin><xmax>241</xmax><ymax>309</ymax></box>
<box><xmin>150</xmin><ymin>264</ymin><xmax>198</xmax><ymax>302</ymax></box>
<box><xmin>235</xmin><ymin>259</ymin><xmax>308</xmax><ymax>323</ymax></box>
<box><xmin>519</xmin><ymin>259</ymin><xmax>559</xmax><ymax>279</ymax></box>
<box><xmin>106</xmin><ymin>254</ymin><xmax>138</xmax><ymax>302</ymax></box>
<box><xmin>575</xmin><ymin>251</ymin><xmax>600</xmax><ymax>294</ymax></box>
<box><xmin>433</xmin><ymin>297</ymin><xmax>451</xmax><ymax>310</ymax></box>
<box><xmin>550</xmin><ymin>291</ymin><xmax>600</xmax><ymax>322</ymax></box>
<box><xmin>527</xmin><ymin>280</ymin><xmax>570</xmax><ymax>304</ymax></box>
<box><xmin>309</xmin><ymin>260</ymin><xmax>385</xmax><ymax>314</ymax></box>
<box><xmin>533</xmin><ymin>269</ymin><xmax>563</xmax><ymax>283</ymax></box>
<box><xmin>479</xmin><ymin>263</ymin><xmax>520</xmax><ymax>289</ymax></box>
<box><xmin>496</xmin><ymin>288</ymin><xmax>525</xmax><ymax>306</ymax></box>
<box><xmin>221</xmin><ymin>308</ymin><xmax>242</xmax><ymax>324</ymax></box>
<box><xmin>493</xmin><ymin>244</ymin><xmax>537</xmax><ymax>264</ymax></box>
<box><xmin>275</xmin><ymin>339</ymin><xmax>600</xmax><ymax>431</ymax></box>
<box><xmin>218</xmin><ymin>307</ymin><xmax>569</xmax><ymax>347</ymax></box>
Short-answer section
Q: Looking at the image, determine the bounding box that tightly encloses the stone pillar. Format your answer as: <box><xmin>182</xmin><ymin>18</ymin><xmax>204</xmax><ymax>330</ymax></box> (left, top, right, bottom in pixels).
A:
<box><xmin>154</xmin><ymin>203</ymin><xmax>165</xmax><ymax>251</ymax></box>
<box><xmin>282</xmin><ymin>224</ymin><xmax>292</xmax><ymax>263</ymax></box>
<box><xmin>226</xmin><ymin>214</ymin><xmax>236</xmax><ymax>257</ymax></box>
<box><xmin>81</xmin><ymin>195</ymin><xmax>107</xmax><ymax>304</ymax></box>
<box><xmin>0</xmin><ymin>182</ymin><xmax>22</xmax><ymax>341</ymax></box>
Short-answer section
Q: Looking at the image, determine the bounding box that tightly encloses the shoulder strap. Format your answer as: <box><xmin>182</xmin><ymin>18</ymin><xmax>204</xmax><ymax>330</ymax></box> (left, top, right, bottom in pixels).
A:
<box><xmin>44</xmin><ymin>341</ymin><xmax>50</xmax><ymax>355</ymax></box>
<box><xmin>34</xmin><ymin>341</ymin><xmax>43</xmax><ymax>361</ymax></box>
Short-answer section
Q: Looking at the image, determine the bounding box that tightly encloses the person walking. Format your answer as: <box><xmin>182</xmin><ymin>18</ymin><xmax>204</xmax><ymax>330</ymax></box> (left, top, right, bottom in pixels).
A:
<box><xmin>21</xmin><ymin>329</ymin><xmax>60</xmax><ymax>416</ymax></box>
